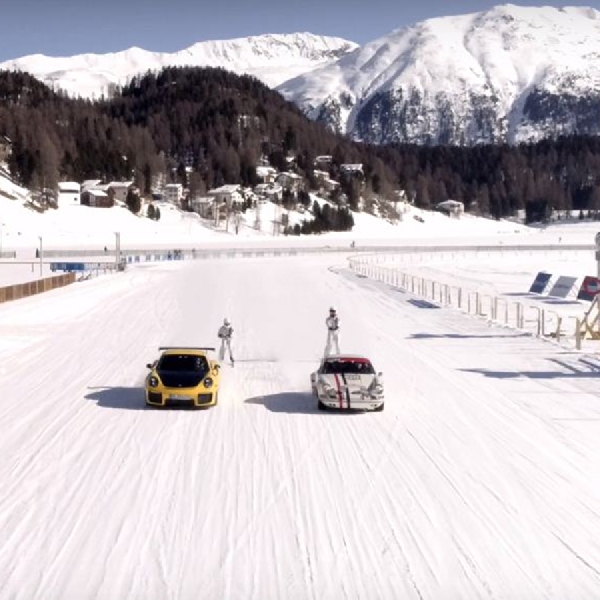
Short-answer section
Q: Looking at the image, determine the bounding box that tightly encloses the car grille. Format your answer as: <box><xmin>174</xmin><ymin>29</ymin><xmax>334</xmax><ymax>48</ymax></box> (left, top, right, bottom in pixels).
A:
<box><xmin>197</xmin><ymin>393</ymin><xmax>213</xmax><ymax>405</ymax></box>
<box><xmin>167</xmin><ymin>398</ymin><xmax>195</xmax><ymax>408</ymax></box>
<box><xmin>147</xmin><ymin>392</ymin><xmax>162</xmax><ymax>404</ymax></box>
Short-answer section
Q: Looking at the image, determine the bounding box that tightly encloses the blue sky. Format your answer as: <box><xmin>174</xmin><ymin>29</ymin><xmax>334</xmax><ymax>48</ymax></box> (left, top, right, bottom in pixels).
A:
<box><xmin>1</xmin><ymin>0</ymin><xmax>598</xmax><ymax>62</ymax></box>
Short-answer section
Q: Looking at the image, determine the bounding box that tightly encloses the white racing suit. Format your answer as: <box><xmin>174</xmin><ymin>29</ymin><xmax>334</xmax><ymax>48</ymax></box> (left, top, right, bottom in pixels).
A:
<box><xmin>218</xmin><ymin>324</ymin><xmax>234</xmax><ymax>364</ymax></box>
<box><xmin>324</xmin><ymin>315</ymin><xmax>340</xmax><ymax>356</ymax></box>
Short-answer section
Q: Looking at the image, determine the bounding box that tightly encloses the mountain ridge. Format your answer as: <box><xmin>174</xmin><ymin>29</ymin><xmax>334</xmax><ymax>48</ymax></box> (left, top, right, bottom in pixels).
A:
<box><xmin>0</xmin><ymin>33</ymin><xmax>358</xmax><ymax>99</ymax></box>
<box><xmin>277</xmin><ymin>4</ymin><xmax>600</xmax><ymax>145</ymax></box>
<box><xmin>4</xmin><ymin>5</ymin><xmax>600</xmax><ymax>145</ymax></box>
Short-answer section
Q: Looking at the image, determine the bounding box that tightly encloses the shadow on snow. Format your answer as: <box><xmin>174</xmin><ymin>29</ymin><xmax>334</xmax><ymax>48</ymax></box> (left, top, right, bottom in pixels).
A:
<box><xmin>245</xmin><ymin>391</ymin><xmax>366</xmax><ymax>415</ymax></box>
<box><xmin>245</xmin><ymin>392</ymin><xmax>316</xmax><ymax>414</ymax></box>
<box><xmin>410</xmin><ymin>332</ymin><xmax>530</xmax><ymax>340</ymax></box>
<box><xmin>85</xmin><ymin>386</ymin><xmax>147</xmax><ymax>410</ymax></box>
<box><xmin>462</xmin><ymin>357</ymin><xmax>600</xmax><ymax>379</ymax></box>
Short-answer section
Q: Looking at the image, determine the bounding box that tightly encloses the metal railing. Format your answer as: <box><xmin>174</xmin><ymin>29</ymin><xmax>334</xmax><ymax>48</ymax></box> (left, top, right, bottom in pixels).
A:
<box><xmin>348</xmin><ymin>254</ymin><xmax>588</xmax><ymax>350</ymax></box>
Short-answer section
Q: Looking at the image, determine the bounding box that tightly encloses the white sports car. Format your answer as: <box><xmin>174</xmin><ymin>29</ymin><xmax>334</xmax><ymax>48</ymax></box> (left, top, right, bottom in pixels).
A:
<box><xmin>310</xmin><ymin>355</ymin><xmax>384</xmax><ymax>412</ymax></box>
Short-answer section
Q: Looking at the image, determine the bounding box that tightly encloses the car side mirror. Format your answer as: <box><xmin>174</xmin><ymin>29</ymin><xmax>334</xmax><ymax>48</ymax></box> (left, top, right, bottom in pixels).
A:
<box><xmin>377</xmin><ymin>372</ymin><xmax>383</xmax><ymax>378</ymax></box>
<box><xmin>146</xmin><ymin>363</ymin><xmax>153</xmax><ymax>369</ymax></box>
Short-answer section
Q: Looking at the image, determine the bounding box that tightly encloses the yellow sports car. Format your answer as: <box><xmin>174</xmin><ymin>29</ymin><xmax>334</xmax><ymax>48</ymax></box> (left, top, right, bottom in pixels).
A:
<box><xmin>145</xmin><ymin>347</ymin><xmax>221</xmax><ymax>408</ymax></box>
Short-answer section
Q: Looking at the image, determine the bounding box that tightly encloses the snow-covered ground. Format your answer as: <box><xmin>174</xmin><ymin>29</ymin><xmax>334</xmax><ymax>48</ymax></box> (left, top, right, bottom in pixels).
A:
<box><xmin>2</xmin><ymin>172</ymin><xmax>600</xmax><ymax>597</ymax></box>
<box><xmin>1</xmin><ymin>250</ymin><xmax>600</xmax><ymax>599</ymax></box>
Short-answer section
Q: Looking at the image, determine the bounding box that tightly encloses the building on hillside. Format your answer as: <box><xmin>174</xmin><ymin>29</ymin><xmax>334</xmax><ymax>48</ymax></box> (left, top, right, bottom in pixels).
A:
<box><xmin>207</xmin><ymin>184</ymin><xmax>242</xmax><ymax>207</ymax></box>
<box><xmin>0</xmin><ymin>135</ymin><xmax>12</xmax><ymax>162</ymax></box>
<box><xmin>313</xmin><ymin>170</ymin><xmax>340</xmax><ymax>195</ymax></box>
<box><xmin>189</xmin><ymin>196</ymin><xmax>214</xmax><ymax>218</ymax></box>
<box><xmin>255</xmin><ymin>166</ymin><xmax>277</xmax><ymax>184</ymax></box>
<box><xmin>436</xmin><ymin>200</ymin><xmax>464</xmax><ymax>218</ymax></box>
<box><xmin>206</xmin><ymin>185</ymin><xmax>243</xmax><ymax>225</ymax></box>
<box><xmin>107</xmin><ymin>181</ymin><xmax>133</xmax><ymax>204</ymax></box>
<box><xmin>57</xmin><ymin>181</ymin><xmax>81</xmax><ymax>207</ymax></box>
<box><xmin>340</xmin><ymin>163</ymin><xmax>364</xmax><ymax>177</ymax></box>
<box><xmin>81</xmin><ymin>179</ymin><xmax>103</xmax><ymax>192</ymax></box>
<box><xmin>81</xmin><ymin>188</ymin><xmax>112</xmax><ymax>208</ymax></box>
<box><xmin>164</xmin><ymin>183</ymin><xmax>184</xmax><ymax>205</ymax></box>
<box><xmin>314</xmin><ymin>155</ymin><xmax>332</xmax><ymax>169</ymax></box>
<box><xmin>253</xmin><ymin>183</ymin><xmax>285</xmax><ymax>203</ymax></box>
<box><xmin>276</xmin><ymin>172</ymin><xmax>304</xmax><ymax>193</ymax></box>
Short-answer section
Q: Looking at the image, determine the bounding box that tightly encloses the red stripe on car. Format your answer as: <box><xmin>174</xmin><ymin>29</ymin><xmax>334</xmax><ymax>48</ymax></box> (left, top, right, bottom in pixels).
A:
<box><xmin>333</xmin><ymin>373</ymin><xmax>344</xmax><ymax>408</ymax></box>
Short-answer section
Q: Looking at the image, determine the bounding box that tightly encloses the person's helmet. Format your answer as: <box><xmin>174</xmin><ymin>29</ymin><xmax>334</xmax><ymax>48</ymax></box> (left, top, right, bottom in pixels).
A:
<box><xmin>329</xmin><ymin>307</ymin><xmax>336</xmax><ymax>314</ymax></box>
<box><xmin>224</xmin><ymin>318</ymin><xmax>230</xmax><ymax>325</ymax></box>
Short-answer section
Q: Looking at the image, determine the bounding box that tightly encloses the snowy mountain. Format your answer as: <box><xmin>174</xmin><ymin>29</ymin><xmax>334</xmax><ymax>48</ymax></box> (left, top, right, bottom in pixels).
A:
<box><xmin>0</xmin><ymin>33</ymin><xmax>358</xmax><ymax>100</ymax></box>
<box><xmin>277</xmin><ymin>5</ymin><xmax>600</xmax><ymax>145</ymax></box>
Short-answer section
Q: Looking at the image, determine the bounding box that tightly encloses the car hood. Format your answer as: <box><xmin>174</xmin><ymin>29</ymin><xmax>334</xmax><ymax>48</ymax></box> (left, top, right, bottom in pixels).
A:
<box><xmin>319</xmin><ymin>373</ymin><xmax>376</xmax><ymax>390</ymax></box>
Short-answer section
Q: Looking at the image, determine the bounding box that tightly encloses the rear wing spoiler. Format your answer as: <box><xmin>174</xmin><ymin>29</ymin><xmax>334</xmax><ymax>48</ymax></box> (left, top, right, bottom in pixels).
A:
<box><xmin>158</xmin><ymin>346</ymin><xmax>216</xmax><ymax>352</ymax></box>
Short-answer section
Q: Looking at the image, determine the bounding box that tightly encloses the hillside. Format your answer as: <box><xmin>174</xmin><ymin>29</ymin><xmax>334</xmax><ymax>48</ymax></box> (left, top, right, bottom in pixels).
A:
<box><xmin>278</xmin><ymin>5</ymin><xmax>600</xmax><ymax>145</ymax></box>
<box><xmin>4</xmin><ymin>67</ymin><xmax>600</xmax><ymax>223</ymax></box>
<box><xmin>0</xmin><ymin>33</ymin><xmax>357</xmax><ymax>99</ymax></box>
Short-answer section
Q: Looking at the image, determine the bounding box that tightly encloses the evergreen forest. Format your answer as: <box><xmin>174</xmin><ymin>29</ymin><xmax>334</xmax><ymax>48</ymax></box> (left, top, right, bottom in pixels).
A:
<box><xmin>1</xmin><ymin>66</ymin><xmax>600</xmax><ymax>224</ymax></box>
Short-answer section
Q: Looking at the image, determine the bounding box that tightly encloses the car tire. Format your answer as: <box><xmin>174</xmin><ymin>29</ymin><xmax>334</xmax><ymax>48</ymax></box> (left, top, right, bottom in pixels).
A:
<box><xmin>318</xmin><ymin>400</ymin><xmax>328</xmax><ymax>411</ymax></box>
<box><xmin>373</xmin><ymin>403</ymin><xmax>384</xmax><ymax>412</ymax></box>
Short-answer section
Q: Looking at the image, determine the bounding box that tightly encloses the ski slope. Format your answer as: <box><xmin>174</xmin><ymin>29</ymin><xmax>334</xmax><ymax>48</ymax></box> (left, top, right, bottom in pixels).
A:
<box><xmin>1</xmin><ymin>253</ymin><xmax>600</xmax><ymax>599</ymax></box>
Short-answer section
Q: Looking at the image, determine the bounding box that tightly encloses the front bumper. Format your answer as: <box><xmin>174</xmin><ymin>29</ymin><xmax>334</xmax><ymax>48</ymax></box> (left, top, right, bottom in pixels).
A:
<box><xmin>146</xmin><ymin>389</ymin><xmax>216</xmax><ymax>408</ymax></box>
<box><xmin>318</xmin><ymin>391</ymin><xmax>384</xmax><ymax>411</ymax></box>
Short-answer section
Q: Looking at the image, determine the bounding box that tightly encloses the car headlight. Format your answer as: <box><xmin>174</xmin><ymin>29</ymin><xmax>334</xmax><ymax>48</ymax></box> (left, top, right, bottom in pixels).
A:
<box><xmin>324</xmin><ymin>386</ymin><xmax>337</xmax><ymax>398</ymax></box>
<box><xmin>148</xmin><ymin>375</ymin><xmax>159</xmax><ymax>388</ymax></box>
<box><xmin>203</xmin><ymin>377</ymin><xmax>213</xmax><ymax>388</ymax></box>
<box><xmin>371</xmin><ymin>384</ymin><xmax>384</xmax><ymax>395</ymax></box>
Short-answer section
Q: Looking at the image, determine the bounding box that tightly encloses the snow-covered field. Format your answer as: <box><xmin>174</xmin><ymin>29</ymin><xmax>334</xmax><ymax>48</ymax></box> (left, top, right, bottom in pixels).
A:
<box><xmin>1</xmin><ymin>250</ymin><xmax>600</xmax><ymax>599</ymax></box>
<box><xmin>2</xmin><ymin>174</ymin><xmax>600</xmax><ymax>598</ymax></box>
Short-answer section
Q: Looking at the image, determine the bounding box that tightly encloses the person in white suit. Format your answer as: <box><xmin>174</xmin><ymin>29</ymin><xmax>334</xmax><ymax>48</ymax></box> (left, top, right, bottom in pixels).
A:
<box><xmin>218</xmin><ymin>318</ymin><xmax>234</xmax><ymax>365</ymax></box>
<box><xmin>324</xmin><ymin>307</ymin><xmax>340</xmax><ymax>356</ymax></box>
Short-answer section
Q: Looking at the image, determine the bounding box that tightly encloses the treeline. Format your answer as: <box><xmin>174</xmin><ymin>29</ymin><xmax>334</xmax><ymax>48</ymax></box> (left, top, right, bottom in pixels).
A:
<box><xmin>0</xmin><ymin>68</ymin><xmax>394</xmax><ymax>211</ymax></box>
<box><xmin>2</xmin><ymin>67</ymin><xmax>600</xmax><ymax>222</ymax></box>
<box><xmin>376</xmin><ymin>138</ymin><xmax>600</xmax><ymax>221</ymax></box>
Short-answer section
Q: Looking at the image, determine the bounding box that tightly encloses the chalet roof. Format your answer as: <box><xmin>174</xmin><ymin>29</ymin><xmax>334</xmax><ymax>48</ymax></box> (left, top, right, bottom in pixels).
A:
<box><xmin>265</xmin><ymin>184</ymin><xmax>283</xmax><ymax>195</ymax></box>
<box><xmin>256</xmin><ymin>166</ymin><xmax>277</xmax><ymax>176</ymax></box>
<box><xmin>85</xmin><ymin>189</ymin><xmax>108</xmax><ymax>197</ymax></box>
<box><xmin>58</xmin><ymin>181</ymin><xmax>81</xmax><ymax>190</ymax></box>
<box><xmin>82</xmin><ymin>179</ymin><xmax>103</xmax><ymax>189</ymax></box>
<box><xmin>107</xmin><ymin>180</ymin><xmax>133</xmax><ymax>188</ymax></box>
<box><xmin>207</xmin><ymin>184</ymin><xmax>241</xmax><ymax>195</ymax></box>
<box><xmin>341</xmin><ymin>163</ymin><xmax>363</xmax><ymax>172</ymax></box>
<box><xmin>437</xmin><ymin>200</ymin><xmax>464</xmax><ymax>208</ymax></box>
<box><xmin>277</xmin><ymin>172</ymin><xmax>302</xmax><ymax>180</ymax></box>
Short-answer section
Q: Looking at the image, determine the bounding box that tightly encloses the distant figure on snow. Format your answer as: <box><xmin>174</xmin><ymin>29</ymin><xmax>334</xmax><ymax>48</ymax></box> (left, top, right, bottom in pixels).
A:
<box><xmin>324</xmin><ymin>307</ymin><xmax>340</xmax><ymax>356</ymax></box>
<box><xmin>218</xmin><ymin>318</ymin><xmax>235</xmax><ymax>365</ymax></box>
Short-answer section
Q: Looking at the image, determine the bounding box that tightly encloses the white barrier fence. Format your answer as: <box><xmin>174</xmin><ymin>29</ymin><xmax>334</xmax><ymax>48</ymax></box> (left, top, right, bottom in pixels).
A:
<box><xmin>348</xmin><ymin>255</ymin><xmax>590</xmax><ymax>351</ymax></box>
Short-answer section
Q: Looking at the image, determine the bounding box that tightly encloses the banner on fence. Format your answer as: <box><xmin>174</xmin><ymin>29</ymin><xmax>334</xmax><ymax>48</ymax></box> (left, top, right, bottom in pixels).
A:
<box><xmin>547</xmin><ymin>276</ymin><xmax>577</xmax><ymax>298</ymax></box>
<box><xmin>50</xmin><ymin>262</ymin><xmax>117</xmax><ymax>272</ymax></box>
<box><xmin>577</xmin><ymin>276</ymin><xmax>600</xmax><ymax>301</ymax></box>
<box><xmin>529</xmin><ymin>271</ymin><xmax>552</xmax><ymax>294</ymax></box>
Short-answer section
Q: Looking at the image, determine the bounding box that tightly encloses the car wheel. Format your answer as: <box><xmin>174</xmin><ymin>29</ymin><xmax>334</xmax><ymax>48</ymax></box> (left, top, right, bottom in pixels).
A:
<box><xmin>318</xmin><ymin>400</ymin><xmax>328</xmax><ymax>411</ymax></box>
<box><xmin>373</xmin><ymin>403</ymin><xmax>384</xmax><ymax>412</ymax></box>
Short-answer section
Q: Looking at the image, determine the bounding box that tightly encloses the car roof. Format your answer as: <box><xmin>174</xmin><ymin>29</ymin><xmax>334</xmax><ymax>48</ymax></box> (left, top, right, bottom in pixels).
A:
<box><xmin>159</xmin><ymin>348</ymin><xmax>210</xmax><ymax>357</ymax></box>
<box><xmin>323</xmin><ymin>355</ymin><xmax>371</xmax><ymax>363</ymax></box>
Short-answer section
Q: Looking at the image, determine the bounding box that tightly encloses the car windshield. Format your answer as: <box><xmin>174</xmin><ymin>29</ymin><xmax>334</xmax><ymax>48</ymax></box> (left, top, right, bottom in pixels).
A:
<box><xmin>158</xmin><ymin>354</ymin><xmax>208</xmax><ymax>373</ymax></box>
<box><xmin>322</xmin><ymin>359</ymin><xmax>375</xmax><ymax>375</ymax></box>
